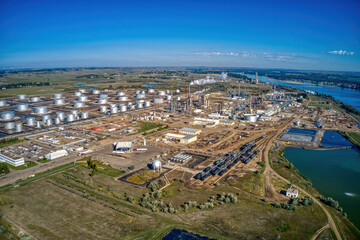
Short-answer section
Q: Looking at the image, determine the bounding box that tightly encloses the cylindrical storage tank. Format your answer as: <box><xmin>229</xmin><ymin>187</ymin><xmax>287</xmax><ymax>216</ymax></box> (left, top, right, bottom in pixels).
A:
<box><xmin>166</xmin><ymin>95</ymin><xmax>172</xmax><ymax>100</ymax></box>
<box><xmin>73</xmin><ymin>101</ymin><xmax>85</xmax><ymax>108</ymax></box>
<box><xmin>118</xmin><ymin>96</ymin><xmax>128</xmax><ymax>101</ymax></box>
<box><xmin>92</xmin><ymin>89</ymin><xmax>100</xmax><ymax>94</ymax></box>
<box><xmin>130</xmin><ymin>105</ymin><xmax>136</xmax><ymax>110</ymax></box>
<box><xmin>119</xmin><ymin>105</ymin><xmax>127</xmax><ymax>112</ymax></box>
<box><xmin>17</xmin><ymin>94</ymin><xmax>27</xmax><ymax>100</ymax></box>
<box><xmin>30</xmin><ymin>96</ymin><xmax>41</xmax><ymax>102</ymax></box>
<box><xmin>54</xmin><ymin>117</ymin><xmax>61</xmax><ymax>125</ymax></box>
<box><xmin>36</xmin><ymin>121</ymin><xmax>41</xmax><ymax>128</ymax></box>
<box><xmin>78</xmin><ymin>96</ymin><xmax>88</xmax><ymax>102</ymax></box>
<box><xmin>110</xmin><ymin>107</ymin><xmax>118</xmax><ymax>114</ymax></box>
<box><xmin>34</xmin><ymin>106</ymin><xmax>48</xmax><ymax>114</ymax></box>
<box><xmin>175</xmin><ymin>89</ymin><xmax>180</xmax><ymax>94</ymax></box>
<box><xmin>42</xmin><ymin>114</ymin><xmax>51</xmax><ymax>123</ymax></box>
<box><xmin>157</xmin><ymin>91</ymin><xmax>166</xmax><ymax>96</ymax></box>
<box><xmin>137</xmin><ymin>102</ymin><xmax>143</xmax><ymax>109</ymax></box>
<box><xmin>56</xmin><ymin>112</ymin><xmax>65</xmax><ymax>121</ymax></box>
<box><xmin>99</xmin><ymin>105</ymin><xmax>107</xmax><ymax>113</ymax></box>
<box><xmin>135</xmin><ymin>90</ymin><xmax>140</xmax><ymax>94</ymax></box>
<box><xmin>4</xmin><ymin>122</ymin><xmax>15</xmax><ymax>130</ymax></box>
<box><xmin>26</xmin><ymin>117</ymin><xmax>36</xmax><ymax>126</ymax></box>
<box><xmin>244</xmin><ymin>114</ymin><xmax>257</xmax><ymax>123</ymax></box>
<box><xmin>97</xmin><ymin>98</ymin><xmax>108</xmax><ymax>104</ymax></box>
<box><xmin>78</xmin><ymin>89</ymin><xmax>86</xmax><ymax>93</ymax></box>
<box><xmin>117</xmin><ymin>92</ymin><xmax>126</xmax><ymax>96</ymax></box>
<box><xmin>165</xmin><ymin>90</ymin><xmax>170</xmax><ymax>94</ymax></box>
<box><xmin>53</xmin><ymin>93</ymin><xmax>63</xmax><ymax>99</ymax></box>
<box><xmin>136</xmin><ymin>93</ymin><xmax>145</xmax><ymax>99</ymax></box>
<box><xmin>127</xmin><ymin>102</ymin><xmax>133</xmax><ymax>107</ymax></box>
<box><xmin>80</xmin><ymin>111</ymin><xmax>89</xmax><ymax>119</ymax></box>
<box><xmin>0</xmin><ymin>100</ymin><xmax>7</xmax><ymax>107</ymax></box>
<box><xmin>70</xmin><ymin>110</ymin><xmax>79</xmax><ymax>117</ymax></box>
<box><xmin>109</xmin><ymin>103</ymin><xmax>117</xmax><ymax>108</ymax></box>
<box><xmin>141</xmin><ymin>90</ymin><xmax>145</xmax><ymax>94</ymax></box>
<box><xmin>1</xmin><ymin>111</ymin><xmax>15</xmax><ymax>120</ymax></box>
<box><xmin>176</xmin><ymin>96</ymin><xmax>181</xmax><ymax>101</ymax></box>
<box><xmin>147</xmin><ymin>89</ymin><xmax>155</xmax><ymax>93</ymax></box>
<box><xmin>99</xmin><ymin>94</ymin><xmax>108</xmax><ymax>99</ymax></box>
<box><xmin>154</xmin><ymin>98</ymin><xmax>164</xmax><ymax>104</ymax></box>
<box><xmin>152</xmin><ymin>159</ymin><xmax>162</xmax><ymax>171</ymax></box>
<box><xmin>67</xmin><ymin>114</ymin><xmax>75</xmax><ymax>122</ymax></box>
<box><xmin>145</xmin><ymin>101</ymin><xmax>151</xmax><ymax>107</ymax></box>
<box><xmin>74</xmin><ymin>91</ymin><xmax>82</xmax><ymax>96</ymax></box>
<box><xmin>15</xmin><ymin>123</ymin><xmax>23</xmax><ymax>132</ymax></box>
<box><xmin>54</xmin><ymin>99</ymin><xmax>66</xmax><ymax>105</ymax></box>
<box><xmin>17</xmin><ymin>103</ymin><xmax>29</xmax><ymax>112</ymax></box>
<box><xmin>46</xmin><ymin>119</ymin><xmax>53</xmax><ymax>126</ymax></box>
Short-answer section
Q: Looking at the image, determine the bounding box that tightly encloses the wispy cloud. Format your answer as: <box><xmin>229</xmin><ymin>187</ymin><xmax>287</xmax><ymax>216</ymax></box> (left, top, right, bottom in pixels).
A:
<box><xmin>196</xmin><ymin>51</ymin><xmax>239</xmax><ymax>56</ymax></box>
<box><xmin>328</xmin><ymin>50</ymin><xmax>354</xmax><ymax>56</ymax></box>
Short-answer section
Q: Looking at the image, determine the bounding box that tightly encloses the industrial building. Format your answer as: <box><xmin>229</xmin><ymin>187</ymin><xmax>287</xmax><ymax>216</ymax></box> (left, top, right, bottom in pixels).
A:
<box><xmin>0</xmin><ymin>153</ymin><xmax>25</xmax><ymax>166</ymax></box>
<box><xmin>164</xmin><ymin>133</ymin><xmax>197</xmax><ymax>144</ymax></box>
<box><xmin>45</xmin><ymin>150</ymin><xmax>68</xmax><ymax>160</ymax></box>
<box><xmin>179</xmin><ymin>128</ymin><xmax>201</xmax><ymax>135</ymax></box>
<box><xmin>113</xmin><ymin>141</ymin><xmax>133</xmax><ymax>151</ymax></box>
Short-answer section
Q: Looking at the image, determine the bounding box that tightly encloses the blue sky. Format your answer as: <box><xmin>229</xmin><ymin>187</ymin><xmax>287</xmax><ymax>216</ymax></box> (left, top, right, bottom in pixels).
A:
<box><xmin>0</xmin><ymin>0</ymin><xmax>359</xmax><ymax>71</ymax></box>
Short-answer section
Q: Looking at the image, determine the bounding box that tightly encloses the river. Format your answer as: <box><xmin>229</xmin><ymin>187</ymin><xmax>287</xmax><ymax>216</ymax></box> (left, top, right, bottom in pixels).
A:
<box><xmin>241</xmin><ymin>73</ymin><xmax>360</xmax><ymax>111</ymax></box>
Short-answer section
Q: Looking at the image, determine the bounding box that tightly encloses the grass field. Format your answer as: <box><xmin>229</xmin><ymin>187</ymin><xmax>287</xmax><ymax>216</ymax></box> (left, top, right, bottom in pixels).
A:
<box><xmin>37</xmin><ymin>158</ymin><xmax>50</xmax><ymax>163</ymax></box>
<box><xmin>6</xmin><ymin>161</ymin><xmax>37</xmax><ymax>171</ymax></box>
<box><xmin>127</xmin><ymin>170</ymin><xmax>160</xmax><ymax>184</ymax></box>
<box><xmin>138</xmin><ymin>122</ymin><xmax>159</xmax><ymax>133</ymax></box>
<box><xmin>348</xmin><ymin>132</ymin><xmax>360</xmax><ymax>146</ymax></box>
<box><xmin>77</xmin><ymin>160</ymin><xmax>125</xmax><ymax>177</ymax></box>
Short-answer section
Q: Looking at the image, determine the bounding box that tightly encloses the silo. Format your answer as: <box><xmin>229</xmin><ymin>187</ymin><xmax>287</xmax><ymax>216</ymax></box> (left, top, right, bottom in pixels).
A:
<box><xmin>137</xmin><ymin>102</ymin><xmax>143</xmax><ymax>109</ymax></box>
<box><xmin>46</xmin><ymin>119</ymin><xmax>53</xmax><ymax>126</ymax></box>
<box><xmin>26</xmin><ymin>117</ymin><xmax>36</xmax><ymax>126</ymax></box>
<box><xmin>130</xmin><ymin>105</ymin><xmax>136</xmax><ymax>110</ymax></box>
<box><xmin>109</xmin><ymin>103</ymin><xmax>117</xmax><ymax>108</ymax></box>
<box><xmin>74</xmin><ymin>91</ymin><xmax>82</xmax><ymax>96</ymax></box>
<box><xmin>70</xmin><ymin>110</ymin><xmax>79</xmax><ymax>117</ymax></box>
<box><xmin>53</xmin><ymin>93</ymin><xmax>63</xmax><ymax>99</ymax></box>
<box><xmin>154</xmin><ymin>98</ymin><xmax>164</xmax><ymax>104</ymax></box>
<box><xmin>56</xmin><ymin>112</ymin><xmax>65</xmax><ymax>121</ymax></box>
<box><xmin>92</xmin><ymin>90</ymin><xmax>100</xmax><ymax>94</ymax></box>
<box><xmin>166</xmin><ymin>95</ymin><xmax>172</xmax><ymax>100</ymax></box>
<box><xmin>147</xmin><ymin>89</ymin><xmax>155</xmax><ymax>93</ymax></box>
<box><xmin>80</xmin><ymin>111</ymin><xmax>89</xmax><ymax>119</ymax></box>
<box><xmin>119</xmin><ymin>105</ymin><xmax>127</xmax><ymax>112</ymax></box>
<box><xmin>117</xmin><ymin>92</ymin><xmax>126</xmax><ymax>96</ymax></box>
<box><xmin>34</xmin><ymin>106</ymin><xmax>48</xmax><ymax>114</ymax></box>
<box><xmin>175</xmin><ymin>89</ymin><xmax>180</xmax><ymax>94</ymax></box>
<box><xmin>67</xmin><ymin>114</ymin><xmax>75</xmax><ymax>122</ymax></box>
<box><xmin>1</xmin><ymin>111</ymin><xmax>15</xmax><ymax>120</ymax></box>
<box><xmin>78</xmin><ymin>96</ymin><xmax>88</xmax><ymax>102</ymax></box>
<box><xmin>30</xmin><ymin>96</ymin><xmax>41</xmax><ymax>102</ymax></box>
<box><xmin>127</xmin><ymin>102</ymin><xmax>133</xmax><ymax>107</ymax></box>
<box><xmin>42</xmin><ymin>114</ymin><xmax>51</xmax><ymax>123</ymax></box>
<box><xmin>157</xmin><ymin>91</ymin><xmax>166</xmax><ymax>96</ymax></box>
<box><xmin>54</xmin><ymin>117</ymin><xmax>61</xmax><ymax>125</ymax></box>
<box><xmin>36</xmin><ymin>121</ymin><xmax>41</xmax><ymax>128</ymax></box>
<box><xmin>54</xmin><ymin>99</ymin><xmax>66</xmax><ymax>105</ymax></box>
<box><xmin>118</xmin><ymin>96</ymin><xmax>128</xmax><ymax>101</ymax></box>
<box><xmin>78</xmin><ymin>89</ymin><xmax>86</xmax><ymax>93</ymax></box>
<box><xmin>99</xmin><ymin>94</ymin><xmax>108</xmax><ymax>99</ymax></box>
<box><xmin>97</xmin><ymin>98</ymin><xmax>108</xmax><ymax>104</ymax></box>
<box><xmin>15</xmin><ymin>123</ymin><xmax>23</xmax><ymax>132</ymax></box>
<box><xmin>136</xmin><ymin>93</ymin><xmax>145</xmax><ymax>98</ymax></box>
<box><xmin>17</xmin><ymin>94</ymin><xmax>27</xmax><ymax>100</ymax></box>
<box><xmin>73</xmin><ymin>101</ymin><xmax>85</xmax><ymax>108</ymax></box>
<box><xmin>110</xmin><ymin>107</ymin><xmax>118</xmax><ymax>114</ymax></box>
<box><xmin>145</xmin><ymin>101</ymin><xmax>151</xmax><ymax>107</ymax></box>
<box><xmin>4</xmin><ymin>122</ymin><xmax>15</xmax><ymax>130</ymax></box>
<box><xmin>99</xmin><ymin>105</ymin><xmax>107</xmax><ymax>113</ymax></box>
<box><xmin>0</xmin><ymin>100</ymin><xmax>7</xmax><ymax>107</ymax></box>
<box><xmin>17</xmin><ymin>103</ymin><xmax>29</xmax><ymax>112</ymax></box>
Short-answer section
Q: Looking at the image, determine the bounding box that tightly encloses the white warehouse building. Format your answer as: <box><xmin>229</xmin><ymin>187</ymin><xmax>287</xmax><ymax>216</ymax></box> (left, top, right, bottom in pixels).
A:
<box><xmin>45</xmin><ymin>150</ymin><xmax>68</xmax><ymax>160</ymax></box>
<box><xmin>0</xmin><ymin>153</ymin><xmax>25</xmax><ymax>166</ymax></box>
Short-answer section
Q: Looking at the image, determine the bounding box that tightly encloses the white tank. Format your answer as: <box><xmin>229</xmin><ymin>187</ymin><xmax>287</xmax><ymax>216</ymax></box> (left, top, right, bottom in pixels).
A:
<box><xmin>176</xmin><ymin>96</ymin><xmax>181</xmax><ymax>101</ymax></box>
<box><xmin>145</xmin><ymin>101</ymin><xmax>151</xmax><ymax>107</ymax></box>
<box><xmin>54</xmin><ymin>117</ymin><xmax>61</xmax><ymax>125</ymax></box>
<box><xmin>176</xmin><ymin>89</ymin><xmax>180</xmax><ymax>94</ymax></box>
<box><xmin>0</xmin><ymin>100</ymin><xmax>7</xmax><ymax>107</ymax></box>
<box><xmin>136</xmin><ymin>93</ymin><xmax>145</xmax><ymax>99</ymax></box>
<box><xmin>46</xmin><ymin>119</ymin><xmax>53</xmax><ymax>126</ymax></box>
<box><xmin>99</xmin><ymin>94</ymin><xmax>108</xmax><ymax>99</ymax></box>
<box><xmin>110</xmin><ymin>107</ymin><xmax>118</xmax><ymax>114</ymax></box>
<box><xmin>117</xmin><ymin>92</ymin><xmax>126</xmax><ymax>96</ymax></box>
<box><xmin>137</xmin><ymin>102</ymin><xmax>143</xmax><ymax>109</ymax></box>
<box><xmin>109</xmin><ymin>103</ymin><xmax>117</xmax><ymax>108</ymax></box>
<box><xmin>97</xmin><ymin>98</ymin><xmax>108</xmax><ymax>104</ymax></box>
<box><xmin>42</xmin><ymin>114</ymin><xmax>51</xmax><ymax>122</ymax></box>
<box><xmin>99</xmin><ymin>105</ymin><xmax>107</xmax><ymax>113</ymax></box>
<box><xmin>130</xmin><ymin>105</ymin><xmax>136</xmax><ymax>110</ymax></box>
<box><xmin>165</xmin><ymin>90</ymin><xmax>170</xmax><ymax>94</ymax></box>
<box><xmin>92</xmin><ymin>90</ymin><xmax>100</xmax><ymax>94</ymax></box>
<box><xmin>127</xmin><ymin>102</ymin><xmax>133</xmax><ymax>107</ymax></box>
<box><xmin>17</xmin><ymin>94</ymin><xmax>27</xmax><ymax>100</ymax></box>
<box><xmin>70</xmin><ymin>110</ymin><xmax>79</xmax><ymax>117</ymax></box>
<box><xmin>147</xmin><ymin>89</ymin><xmax>155</xmax><ymax>93</ymax></box>
<box><xmin>53</xmin><ymin>93</ymin><xmax>63</xmax><ymax>99</ymax></box>
<box><xmin>26</xmin><ymin>117</ymin><xmax>36</xmax><ymax>126</ymax></box>
<box><xmin>56</xmin><ymin>112</ymin><xmax>65</xmax><ymax>121</ymax></box>
<box><xmin>1</xmin><ymin>111</ymin><xmax>15</xmax><ymax>120</ymax></box>
<box><xmin>154</xmin><ymin>98</ymin><xmax>164</xmax><ymax>104</ymax></box>
<box><xmin>244</xmin><ymin>114</ymin><xmax>257</xmax><ymax>123</ymax></box>
<box><xmin>17</xmin><ymin>103</ymin><xmax>29</xmax><ymax>112</ymax></box>
<box><xmin>78</xmin><ymin>96</ymin><xmax>88</xmax><ymax>102</ymax></box>
<box><xmin>34</xmin><ymin>106</ymin><xmax>48</xmax><ymax>114</ymax></box>
<box><xmin>166</xmin><ymin>95</ymin><xmax>172</xmax><ymax>100</ymax></box>
<box><xmin>4</xmin><ymin>122</ymin><xmax>15</xmax><ymax>130</ymax></box>
<box><xmin>30</xmin><ymin>96</ymin><xmax>41</xmax><ymax>102</ymax></box>
<box><xmin>36</xmin><ymin>121</ymin><xmax>41</xmax><ymax>128</ymax></box>
<box><xmin>80</xmin><ymin>111</ymin><xmax>89</xmax><ymax>119</ymax></box>
<box><xmin>119</xmin><ymin>105</ymin><xmax>127</xmax><ymax>112</ymax></box>
<box><xmin>118</xmin><ymin>96</ymin><xmax>128</xmax><ymax>101</ymax></box>
<box><xmin>54</xmin><ymin>99</ymin><xmax>66</xmax><ymax>105</ymax></box>
<box><xmin>15</xmin><ymin>123</ymin><xmax>23</xmax><ymax>132</ymax></box>
<box><xmin>152</xmin><ymin>159</ymin><xmax>162</xmax><ymax>171</ymax></box>
<box><xmin>74</xmin><ymin>91</ymin><xmax>82</xmax><ymax>96</ymax></box>
<box><xmin>73</xmin><ymin>101</ymin><xmax>85</xmax><ymax>108</ymax></box>
<box><xmin>78</xmin><ymin>89</ymin><xmax>86</xmax><ymax>93</ymax></box>
<box><xmin>135</xmin><ymin>90</ymin><xmax>140</xmax><ymax>94</ymax></box>
<box><xmin>67</xmin><ymin>114</ymin><xmax>75</xmax><ymax>122</ymax></box>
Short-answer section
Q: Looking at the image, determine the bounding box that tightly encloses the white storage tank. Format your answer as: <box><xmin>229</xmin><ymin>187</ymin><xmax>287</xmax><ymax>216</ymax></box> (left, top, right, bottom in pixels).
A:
<box><xmin>137</xmin><ymin>102</ymin><xmax>143</xmax><ymax>109</ymax></box>
<box><xmin>53</xmin><ymin>93</ymin><xmax>63</xmax><ymax>99</ymax></box>
<box><xmin>152</xmin><ymin>159</ymin><xmax>162</xmax><ymax>171</ymax></box>
<box><xmin>136</xmin><ymin>93</ymin><xmax>145</xmax><ymax>99</ymax></box>
<box><xmin>97</xmin><ymin>98</ymin><xmax>108</xmax><ymax>104</ymax></box>
<box><xmin>119</xmin><ymin>104</ymin><xmax>127</xmax><ymax>112</ymax></box>
<box><xmin>17</xmin><ymin>103</ymin><xmax>29</xmax><ymax>112</ymax></box>
<box><xmin>127</xmin><ymin>102</ymin><xmax>133</xmax><ymax>107</ymax></box>
<box><xmin>166</xmin><ymin>95</ymin><xmax>172</xmax><ymax>100</ymax></box>
<box><xmin>73</xmin><ymin>101</ymin><xmax>85</xmax><ymax>108</ymax></box>
<box><xmin>4</xmin><ymin>122</ymin><xmax>15</xmax><ymax>130</ymax></box>
<box><xmin>17</xmin><ymin>94</ymin><xmax>28</xmax><ymax>100</ymax></box>
<box><xmin>30</xmin><ymin>96</ymin><xmax>41</xmax><ymax>102</ymax></box>
<box><xmin>135</xmin><ymin>90</ymin><xmax>140</xmax><ymax>94</ymax></box>
<box><xmin>34</xmin><ymin>106</ymin><xmax>48</xmax><ymax>114</ymax></box>
<box><xmin>78</xmin><ymin>96</ymin><xmax>88</xmax><ymax>102</ymax></box>
<box><xmin>154</xmin><ymin>98</ymin><xmax>164</xmax><ymax>104</ymax></box>
<box><xmin>1</xmin><ymin>111</ymin><xmax>15</xmax><ymax>120</ymax></box>
<box><xmin>54</xmin><ymin>99</ymin><xmax>66</xmax><ymax>105</ymax></box>
<box><xmin>78</xmin><ymin>89</ymin><xmax>86</xmax><ymax>93</ymax></box>
<box><xmin>56</xmin><ymin>112</ymin><xmax>65</xmax><ymax>121</ymax></box>
<box><xmin>145</xmin><ymin>101</ymin><xmax>151</xmax><ymax>107</ymax></box>
<box><xmin>0</xmin><ymin>100</ymin><xmax>7</xmax><ymax>107</ymax></box>
<box><xmin>118</xmin><ymin>96</ymin><xmax>128</xmax><ymax>101</ymax></box>
<box><xmin>244</xmin><ymin>114</ymin><xmax>257</xmax><ymax>123</ymax></box>
<box><xmin>74</xmin><ymin>91</ymin><xmax>82</xmax><ymax>96</ymax></box>
<box><xmin>36</xmin><ymin>121</ymin><xmax>42</xmax><ymax>128</ymax></box>
<box><xmin>99</xmin><ymin>94</ymin><xmax>108</xmax><ymax>99</ymax></box>
<box><xmin>54</xmin><ymin>117</ymin><xmax>61</xmax><ymax>125</ymax></box>
<box><xmin>99</xmin><ymin>105</ymin><xmax>107</xmax><ymax>113</ymax></box>
<box><xmin>80</xmin><ymin>111</ymin><xmax>89</xmax><ymax>119</ymax></box>
<box><xmin>15</xmin><ymin>123</ymin><xmax>23</xmax><ymax>132</ymax></box>
<box><xmin>46</xmin><ymin>119</ymin><xmax>53</xmax><ymax>126</ymax></box>
<box><xmin>176</xmin><ymin>89</ymin><xmax>180</xmax><ymax>94</ymax></box>
<box><xmin>147</xmin><ymin>89</ymin><xmax>155</xmax><ymax>93</ymax></box>
<box><xmin>26</xmin><ymin>117</ymin><xmax>36</xmax><ymax>126</ymax></box>
<box><xmin>42</xmin><ymin>114</ymin><xmax>51</xmax><ymax>122</ymax></box>
<box><xmin>117</xmin><ymin>92</ymin><xmax>126</xmax><ymax>96</ymax></box>
<box><xmin>110</xmin><ymin>107</ymin><xmax>118</xmax><ymax>114</ymax></box>
<box><xmin>70</xmin><ymin>109</ymin><xmax>79</xmax><ymax>117</ymax></box>
<box><xmin>109</xmin><ymin>103</ymin><xmax>117</xmax><ymax>108</ymax></box>
<box><xmin>165</xmin><ymin>90</ymin><xmax>170</xmax><ymax>94</ymax></box>
<box><xmin>92</xmin><ymin>90</ymin><xmax>100</xmax><ymax>94</ymax></box>
<box><xmin>67</xmin><ymin>114</ymin><xmax>75</xmax><ymax>122</ymax></box>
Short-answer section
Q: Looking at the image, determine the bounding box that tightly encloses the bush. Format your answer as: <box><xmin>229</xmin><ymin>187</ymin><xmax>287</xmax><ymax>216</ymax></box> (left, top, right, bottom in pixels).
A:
<box><xmin>0</xmin><ymin>225</ymin><xmax>8</xmax><ymax>234</ymax></box>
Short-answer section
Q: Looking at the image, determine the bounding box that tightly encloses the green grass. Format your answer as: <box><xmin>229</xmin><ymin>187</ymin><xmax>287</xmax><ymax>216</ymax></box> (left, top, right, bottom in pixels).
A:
<box><xmin>77</xmin><ymin>160</ymin><xmax>125</xmax><ymax>177</ymax></box>
<box><xmin>0</xmin><ymin>138</ymin><xmax>22</xmax><ymax>148</ymax></box>
<box><xmin>37</xmin><ymin>158</ymin><xmax>50</xmax><ymax>163</ymax></box>
<box><xmin>127</xmin><ymin>170</ymin><xmax>160</xmax><ymax>184</ymax></box>
<box><xmin>138</xmin><ymin>122</ymin><xmax>159</xmax><ymax>133</ymax></box>
<box><xmin>348</xmin><ymin>132</ymin><xmax>360</xmax><ymax>146</ymax></box>
<box><xmin>6</xmin><ymin>161</ymin><xmax>37</xmax><ymax>170</ymax></box>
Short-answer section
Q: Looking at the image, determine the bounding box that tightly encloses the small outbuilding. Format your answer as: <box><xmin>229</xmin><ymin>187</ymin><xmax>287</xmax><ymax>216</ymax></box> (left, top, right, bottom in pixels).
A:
<box><xmin>286</xmin><ymin>188</ymin><xmax>299</xmax><ymax>198</ymax></box>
